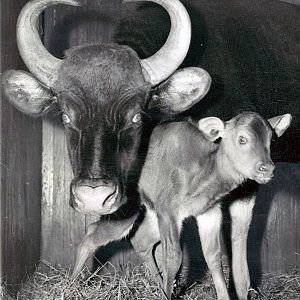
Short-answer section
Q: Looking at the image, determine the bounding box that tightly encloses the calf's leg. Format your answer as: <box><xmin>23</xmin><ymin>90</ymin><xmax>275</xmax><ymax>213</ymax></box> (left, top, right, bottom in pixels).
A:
<box><xmin>158</xmin><ymin>213</ymin><xmax>183</xmax><ymax>299</ymax></box>
<box><xmin>72</xmin><ymin>222</ymin><xmax>99</xmax><ymax>279</ymax></box>
<box><xmin>130</xmin><ymin>207</ymin><xmax>162</xmax><ymax>283</ymax></box>
<box><xmin>229</xmin><ymin>196</ymin><xmax>255</xmax><ymax>300</ymax></box>
<box><xmin>197</xmin><ymin>205</ymin><xmax>230</xmax><ymax>300</ymax></box>
<box><xmin>72</xmin><ymin>214</ymin><xmax>137</xmax><ymax>279</ymax></box>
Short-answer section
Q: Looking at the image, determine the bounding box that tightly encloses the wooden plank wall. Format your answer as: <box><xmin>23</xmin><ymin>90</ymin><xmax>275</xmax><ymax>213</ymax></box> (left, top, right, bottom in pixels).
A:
<box><xmin>250</xmin><ymin>163</ymin><xmax>300</xmax><ymax>275</ymax></box>
<box><xmin>0</xmin><ymin>0</ymin><xmax>42</xmax><ymax>294</ymax></box>
<box><xmin>40</xmin><ymin>0</ymin><xmax>300</xmax><ymax>275</ymax></box>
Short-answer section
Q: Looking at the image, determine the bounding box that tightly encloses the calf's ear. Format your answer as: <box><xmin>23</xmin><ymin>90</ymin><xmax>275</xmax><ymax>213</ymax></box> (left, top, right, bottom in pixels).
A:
<box><xmin>148</xmin><ymin>67</ymin><xmax>211</xmax><ymax>115</ymax></box>
<box><xmin>198</xmin><ymin>117</ymin><xmax>225</xmax><ymax>141</ymax></box>
<box><xmin>268</xmin><ymin>114</ymin><xmax>292</xmax><ymax>137</ymax></box>
<box><xmin>1</xmin><ymin>70</ymin><xmax>57</xmax><ymax>117</ymax></box>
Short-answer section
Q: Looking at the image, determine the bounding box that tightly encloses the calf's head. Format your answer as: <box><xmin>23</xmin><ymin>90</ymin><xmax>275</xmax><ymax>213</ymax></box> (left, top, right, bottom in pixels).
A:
<box><xmin>198</xmin><ymin>112</ymin><xmax>292</xmax><ymax>184</ymax></box>
<box><xmin>2</xmin><ymin>0</ymin><xmax>211</xmax><ymax>214</ymax></box>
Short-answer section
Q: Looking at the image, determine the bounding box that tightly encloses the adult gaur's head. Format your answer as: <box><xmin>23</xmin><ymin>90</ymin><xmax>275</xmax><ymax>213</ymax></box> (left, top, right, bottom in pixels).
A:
<box><xmin>2</xmin><ymin>0</ymin><xmax>211</xmax><ymax>215</ymax></box>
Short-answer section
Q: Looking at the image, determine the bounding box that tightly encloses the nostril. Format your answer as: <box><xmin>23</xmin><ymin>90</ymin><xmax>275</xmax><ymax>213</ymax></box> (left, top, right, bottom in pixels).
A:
<box><xmin>75</xmin><ymin>197</ymin><xmax>83</xmax><ymax>205</ymax></box>
<box><xmin>258</xmin><ymin>165</ymin><xmax>268</xmax><ymax>173</ymax></box>
<box><xmin>70</xmin><ymin>196</ymin><xmax>81</xmax><ymax>211</ymax></box>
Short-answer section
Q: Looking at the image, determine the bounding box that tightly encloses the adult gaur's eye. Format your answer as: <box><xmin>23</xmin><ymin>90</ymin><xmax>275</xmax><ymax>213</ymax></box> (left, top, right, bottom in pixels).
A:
<box><xmin>238</xmin><ymin>136</ymin><xmax>248</xmax><ymax>144</ymax></box>
<box><xmin>132</xmin><ymin>113</ymin><xmax>142</xmax><ymax>123</ymax></box>
<box><xmin>62</xmin><ymin>113</ymin><xmax>71</xmax><ymax>125</ymax></box>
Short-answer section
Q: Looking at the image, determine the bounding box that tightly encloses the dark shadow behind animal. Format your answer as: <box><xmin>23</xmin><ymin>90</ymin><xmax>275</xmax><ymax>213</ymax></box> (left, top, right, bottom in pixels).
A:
<box><xmin>116</xmin><ymin>0</ymin><xmax>300</xmax><ymax>160</ymax></box>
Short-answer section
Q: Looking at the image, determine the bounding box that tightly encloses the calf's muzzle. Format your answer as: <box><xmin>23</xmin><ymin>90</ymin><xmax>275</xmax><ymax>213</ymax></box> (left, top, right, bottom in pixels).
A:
<box><xmin>70</xmin><ymin>178</ymin><xmax>122</xmax><ymax>215</ymax></box>
<box><xmin>254</xmin><ymin>160</ymin><xmax>275</xmax><ymax>183</ymax></box>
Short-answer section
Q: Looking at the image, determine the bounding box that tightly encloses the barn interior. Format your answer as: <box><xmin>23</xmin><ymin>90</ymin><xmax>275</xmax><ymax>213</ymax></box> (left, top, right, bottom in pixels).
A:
<box><xmin>1</xmin><ymin>0</ymin><xmax>299</xmax><ymax>298</ymax></box>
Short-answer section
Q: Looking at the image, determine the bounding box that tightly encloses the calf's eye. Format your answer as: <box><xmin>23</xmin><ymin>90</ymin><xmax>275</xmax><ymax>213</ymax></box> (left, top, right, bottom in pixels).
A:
<box><xmin>62</xmin><ymin>113</ymin><xmax>71</xmax><ymax>125</ymax></box>
<box><xmin>238</xmin><ymin>136</ymin><xmax>248</xmax><ymax>144</ymax></box>
<box><xmin>132</xmin><ymin>113</ymin><xmax>142</xmax><ymax>123</ymax></box>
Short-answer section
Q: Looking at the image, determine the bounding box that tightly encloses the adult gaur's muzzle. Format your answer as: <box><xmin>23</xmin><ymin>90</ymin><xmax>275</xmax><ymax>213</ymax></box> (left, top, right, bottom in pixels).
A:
<box><xmin>70</xmin><ymin>179</ymin><xmax>123</xmax><ymax>215</ymax></box>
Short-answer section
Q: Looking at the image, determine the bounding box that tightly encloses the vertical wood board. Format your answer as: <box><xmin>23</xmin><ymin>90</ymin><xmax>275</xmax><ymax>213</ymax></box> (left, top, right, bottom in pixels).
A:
<box><xmin>248</xmin><ymin>163</ymin><xmax>300</xmax><ymax>279</ymax></box>
<box><xmin>0</xmin><ymin>0</ymin><xmax>42</xmax><ymax>294</ymax></box>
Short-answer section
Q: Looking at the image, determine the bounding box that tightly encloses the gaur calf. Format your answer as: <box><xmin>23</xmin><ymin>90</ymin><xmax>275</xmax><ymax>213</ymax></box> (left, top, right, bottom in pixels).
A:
<box><xmin>71</xmin><ymin>112</ymin><xmax>291</xmax><ymax>300</ymax></box>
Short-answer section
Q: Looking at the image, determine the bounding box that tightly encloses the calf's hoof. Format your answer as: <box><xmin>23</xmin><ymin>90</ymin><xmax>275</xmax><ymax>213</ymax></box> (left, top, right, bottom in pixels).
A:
<box><xmin>248</xmin><ymin>287</ymin><xmax>265</xmax><ymax>299</ymax></box>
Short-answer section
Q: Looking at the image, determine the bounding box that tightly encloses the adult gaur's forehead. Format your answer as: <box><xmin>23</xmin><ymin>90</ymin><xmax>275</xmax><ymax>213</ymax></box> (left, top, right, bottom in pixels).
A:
<box><xmin>58</xmin><ymin>87</ymin><xmax>147</xmax><ymax>129</ymax></box>
<box><xmin>54</xmin><ymin>44</ymin><xmax>148</xmax><ymax>100</ymax></box>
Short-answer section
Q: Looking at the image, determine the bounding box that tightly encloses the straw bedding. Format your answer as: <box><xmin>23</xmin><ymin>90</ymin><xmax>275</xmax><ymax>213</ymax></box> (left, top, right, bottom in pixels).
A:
<box><xmin>2</xmin><ymin>261</ymin><xmax>299</xmax><ymax>299</ymax></box>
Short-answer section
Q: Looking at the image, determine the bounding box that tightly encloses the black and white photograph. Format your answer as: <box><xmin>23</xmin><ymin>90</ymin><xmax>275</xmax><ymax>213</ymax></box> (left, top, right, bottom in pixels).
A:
<box><xmin>0</xmin><ymin>0</ymin><xmax>299</xmax><ymax>299</ymax></box>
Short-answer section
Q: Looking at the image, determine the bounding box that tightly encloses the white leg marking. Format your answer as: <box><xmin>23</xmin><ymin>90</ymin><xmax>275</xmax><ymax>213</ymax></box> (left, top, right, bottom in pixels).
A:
<box><xmin>229</xmin><ymin>197</ymin><xmax>255</xmax><ymax>300</ymax></box>
<box><xmin>197</xmin><ymin>205</ymin><xmax>230</xmax><ymax>300</ymax></box>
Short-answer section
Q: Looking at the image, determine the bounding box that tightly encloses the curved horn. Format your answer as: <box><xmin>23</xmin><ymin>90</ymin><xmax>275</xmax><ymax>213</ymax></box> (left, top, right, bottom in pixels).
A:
<box><xmin>17</xmin><ymin>0</ymin><xmax>81</xmax><ymax>87</ymax></box>
<box><xmin>124</xmin><ymin>0</ymin><xmax>191</xmax><ymax>86</ymax></box>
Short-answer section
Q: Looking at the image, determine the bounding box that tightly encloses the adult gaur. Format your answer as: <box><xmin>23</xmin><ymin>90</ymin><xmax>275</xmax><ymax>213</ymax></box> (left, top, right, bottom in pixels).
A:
<box><xmin>70</xmin><ymin>112</ymin><xmax>291</xmax><ymax>299</ymax></box>
<box><xmin>1</xmin><ymin>0</ymin><xmax>211</xmax><ymax>215</ymax></box>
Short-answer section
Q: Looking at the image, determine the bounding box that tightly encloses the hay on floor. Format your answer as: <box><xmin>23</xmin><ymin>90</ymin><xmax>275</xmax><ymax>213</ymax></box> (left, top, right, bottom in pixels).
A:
<box><xmin>2</xmin><ymin>261</ymin><xmax>300</xmax><ymax>299</ymax></box>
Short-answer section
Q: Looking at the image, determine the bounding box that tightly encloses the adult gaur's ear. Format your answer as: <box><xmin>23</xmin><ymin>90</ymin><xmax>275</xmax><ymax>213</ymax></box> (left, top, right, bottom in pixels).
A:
<box><xmin>148</xmin><ymin>67</ymin><xmax>211</xmax><ymax>115</ymax></box>
<box><xmin>268</xmin><ymin>114</ymin><xmax>292</xmax><ymax>137</ymax></box>
<box><xmin>1</xmin><ymin>70</ymin><xmax>57</xmax><ymax>117</ymax></box>
<box><xmin>198</xmin><ymin>117</ymin><xmax>225</xmax><ymax>141</ymax></box>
